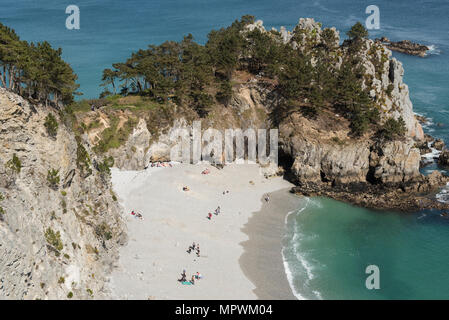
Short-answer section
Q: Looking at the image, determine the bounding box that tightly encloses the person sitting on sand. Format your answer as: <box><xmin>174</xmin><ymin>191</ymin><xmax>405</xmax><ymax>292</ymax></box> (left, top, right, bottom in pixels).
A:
<box><xmin>190</xmin><ymin>275</ymin><xmax>195</xmax><ymax>285</ymax></box>
<box><xmin>207</xmin><ymin>213</ymin><xmax>212</xmax><ymax>220</ymax></box>
<box><xmin>195</xmin><ymin>272</ymin><xmax>202</xmax><ymax>280</ymax></box>
<box><xmin>183</xmin><ymin>186</ymin><xmax>189</xmax><ymax>191</ymax></box>
<box><xmin>178</xmin><ymin>270</ymin><xmax>187</xmax><ymax>282</ymax></box>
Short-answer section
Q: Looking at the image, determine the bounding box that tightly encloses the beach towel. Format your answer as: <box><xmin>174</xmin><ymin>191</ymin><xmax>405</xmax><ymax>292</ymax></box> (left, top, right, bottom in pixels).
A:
<box><xmin>181</xmin><ymin>281</ymin><xmax>193</xmax><ymax>285</ymax></box>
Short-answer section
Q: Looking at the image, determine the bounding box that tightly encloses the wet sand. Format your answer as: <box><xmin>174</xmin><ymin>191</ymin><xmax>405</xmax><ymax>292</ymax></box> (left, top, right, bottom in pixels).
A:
<box><xmin>240</xmin><ymin>189</ymin><xmax>302</xmax><ymax>300</ymax></box>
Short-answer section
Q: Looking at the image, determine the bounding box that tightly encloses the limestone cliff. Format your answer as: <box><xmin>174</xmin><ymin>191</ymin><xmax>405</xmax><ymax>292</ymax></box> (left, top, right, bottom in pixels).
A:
<box><xmin>0</xmin><ymin>88</ymin><xmax>126</xmax><ymax>299</ymax></box>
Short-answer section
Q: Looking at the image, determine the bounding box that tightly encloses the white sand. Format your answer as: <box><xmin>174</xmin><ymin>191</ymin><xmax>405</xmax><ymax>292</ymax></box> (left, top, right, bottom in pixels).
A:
<box><xmin>108</xmin><ymin>163</ymin><xmax>295</xmax><ymax>300</ymax></box>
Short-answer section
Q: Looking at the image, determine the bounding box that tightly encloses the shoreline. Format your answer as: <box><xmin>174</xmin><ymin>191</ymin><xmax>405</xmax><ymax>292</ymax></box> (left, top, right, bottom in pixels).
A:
<box><xmin>108</xmin><ymin>163</ymin><xmax>297</xmax><ymax>299</ymax></box>
<box><xmin>240</xmin><ymin>189</ymin><xmax>302</xmax><ymax>300</ymax></box>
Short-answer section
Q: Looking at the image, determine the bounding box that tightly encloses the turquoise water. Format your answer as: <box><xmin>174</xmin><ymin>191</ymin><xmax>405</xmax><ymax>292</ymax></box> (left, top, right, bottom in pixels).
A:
<box><xmin>283</xmin><ymin>198</ymin><xmax>449</xmax><ymax>299</ymax></box>
<box><xmin>3</xmin><ymin>0</ymin><xmax>449</xmax><ymax>299</ymax></box>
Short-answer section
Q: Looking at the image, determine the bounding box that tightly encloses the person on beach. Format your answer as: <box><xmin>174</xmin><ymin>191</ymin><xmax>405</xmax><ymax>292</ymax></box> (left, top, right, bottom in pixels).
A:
<box><xmin>195</xmin><ymin>272</ymin><xmax>202</xmax><ymax>280</ymax></box>
<box><xmin>207</xmin><ymin>213</ymin><xmax>212</xmax><ymax>220</ymax></box>
<box><xmin>179</xmin><ymin>270</ymin><xmax>187</xmax><ymax>282</ymax></box>
<box><xmin>196</xmin><ymin>246</ymin><xmax>200</xmax><ymax>257</ymax></box>
<box><xmin>214</xmin><ymin>206</ymin><xmax>220</xmax><ymax>215</ymax></box>
<box><xmin>190</xmin><ymin>275</ymin><xmax>195</xmax><ymax>285</ymax></box>
<box><xmin>187</xmin><ymin>242</ymin><xmax>196</xmax><ymax>253</ymax></box>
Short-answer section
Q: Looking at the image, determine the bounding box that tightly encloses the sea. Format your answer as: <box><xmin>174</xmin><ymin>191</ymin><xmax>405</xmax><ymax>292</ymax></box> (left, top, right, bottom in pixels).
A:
<box><xmin>2</xmin><ymin>0</ymin><xmax>449</xmax><ymax>299</ymax></box>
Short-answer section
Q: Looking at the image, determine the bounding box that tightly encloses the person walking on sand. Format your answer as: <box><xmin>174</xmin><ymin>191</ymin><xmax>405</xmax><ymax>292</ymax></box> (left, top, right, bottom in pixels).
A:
<box><xmin>196</xmin><ymin>245</ymin><xmax>200</xmax><ymax>257</ymax></box>
<box><xmin>187</xmin><ymin>242</ymin><xmax>196</xmax><ymax>254</ymax></box>
<box><xmin>214</xmin><ymin>206</ymin><xmax>220</xmax><ymax>215</ymax></box>
<box><xmin>207</xmin><ymin>212</ymin><xmax>212</xmax><ymax>220</ymax></box>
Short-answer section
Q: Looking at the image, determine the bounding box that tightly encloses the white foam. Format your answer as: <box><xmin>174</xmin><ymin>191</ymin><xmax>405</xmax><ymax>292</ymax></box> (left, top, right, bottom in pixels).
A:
<box><xmin>281</xmin><ymin>198</ymin><xmax>323</xmax><ymax>300</ymax></box>
<box><xmin>427</xmin><ymin>45</ymin><xmax>441</xmax><ymax>56</ymax></box>
<box><xmin>436</xmin><ymin>182</ymin><xmax>449</xmax><ymax>203</ymax></box>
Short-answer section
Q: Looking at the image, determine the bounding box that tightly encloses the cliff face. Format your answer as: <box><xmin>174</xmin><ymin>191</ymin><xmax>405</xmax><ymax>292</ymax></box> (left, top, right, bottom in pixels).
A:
<box><xmin>0</xmin><ymin>88</ymin><xmax>126</xmax><ymax>299</ymax></box>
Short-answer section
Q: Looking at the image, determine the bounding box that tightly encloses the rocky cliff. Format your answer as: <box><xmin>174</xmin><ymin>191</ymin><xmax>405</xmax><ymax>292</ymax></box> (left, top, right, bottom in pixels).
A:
<box><xmin>267</xmin><ymin>18</ymin><xmax>446</xmax><ymax>210</ymax></box>
<box><xmin>0</xmin><ymin>88</ymin><xmax>126</xmax><ymax>299</ymax></box>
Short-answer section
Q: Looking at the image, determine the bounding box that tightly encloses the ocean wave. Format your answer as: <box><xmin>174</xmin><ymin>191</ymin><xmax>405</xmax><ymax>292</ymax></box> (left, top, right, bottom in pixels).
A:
<box><xmin>281</xmin><ymin>198</ymin><xmax>322</xmax><ymax>300</ymax></box>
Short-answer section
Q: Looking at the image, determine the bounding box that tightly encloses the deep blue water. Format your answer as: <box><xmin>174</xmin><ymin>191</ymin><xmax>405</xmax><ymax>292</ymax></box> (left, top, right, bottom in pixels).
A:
<box><xmin>3</xmin><ymin>0</ymin><xmax>449</xmax><ymax>299</ymax></box>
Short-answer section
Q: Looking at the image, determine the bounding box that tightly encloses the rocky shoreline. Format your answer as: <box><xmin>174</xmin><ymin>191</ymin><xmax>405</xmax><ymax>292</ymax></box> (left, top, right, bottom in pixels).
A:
<box><xmin>291</xmin><ymin>170</ymin><xmax>449</xmax><ymax>212</ymax></box>
<box><xmin>375</xmin><ymin>37</ymin><xmax>429</xmax><ymax>57</ymax></box>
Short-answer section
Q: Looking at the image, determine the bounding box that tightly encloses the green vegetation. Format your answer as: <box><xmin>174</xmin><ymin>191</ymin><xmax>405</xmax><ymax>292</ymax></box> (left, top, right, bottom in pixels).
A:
<box><xmin>6</xmin><ymin>154</ymin><xmax>21</xmax><ymax>173</ymax></box>
<box><xmin>0</xmin><ymin>192</ymin><xmax>5</xmax><ymax>218</ymax></box>
<box><xmin>44</xmin><ymin>114</ymin><xmax>59</xmax><ymax>138</ymax></box>
<box><xmin>95</xmin><ymin>222</ymin><xmax>113</xmax><ymax>241</ymax></box>
<box><xmin>47</xmin><ymin>169</ymin><xmax>60</xmax><ymax>190</ymax></box>
<box><xmin>346</xmin><ymin>22</ymin><xmax>369</xmax><ymax>40</ymax></box>
<box><xmin>0</xmin><ymin>23</ymin><xmax>79</xmax><ymax>105</ymax></box>
<box><xmin>377</xmin><ymin>116</ymin><xmax>406</xmax><ymax>140</ymax></box>
<box><xmin>100</xmin><ymin>18</ymin><xmax>378</xmax><ymax>136</ymax></box>
<box><xmin>58</xmin><ymin>277</ymin><xmax>65</xmax><ymax>284</ymax></box>
<box><xmin>67</xmin><ymin>292</ymin><xmax>73</xmax><ymax>299</ymax></box>
<box><xmin>44</xmin><ymin>228</ymin><xmax>63</xmax><ymax>252</ymax></box>
<box><xmin>76</xmin><ymin>137</ymin><xmax>92</xmax><ymax>177</ymax></box>
<box><xmin>94</xmin><ymin>116</ymin><xmax>138</xmax><ymax>153</ymax></box>
<box><xmin>96</xmin><ymin>156</ymin><xmax>114</xmax><ymax>175</ymax></box>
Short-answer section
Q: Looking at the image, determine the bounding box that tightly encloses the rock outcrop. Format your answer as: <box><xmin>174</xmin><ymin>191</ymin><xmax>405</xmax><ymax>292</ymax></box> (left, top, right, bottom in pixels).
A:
<box><xmin>0</xmin><ymin>88</ymin><xmax>126</xmax><ymax>299</ymax></box>
<box><xmin>375</xmin><ymin>37</ymin><xmax>429</xmax><ymax>57</ymax></box>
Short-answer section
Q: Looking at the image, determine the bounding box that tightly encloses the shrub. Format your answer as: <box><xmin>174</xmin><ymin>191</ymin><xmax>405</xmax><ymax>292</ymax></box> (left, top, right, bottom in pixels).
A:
<box><xmin>96</xmin><ymin>156</ymin><xmax>114</xmax><ymax>175</ymax></box>
<box><xmin>377</xmin><ymin>116</ymin><xmax>406</xmax><ymax>140</ymax></box>
<box><xmin>58</xmin><ymin>277</ymin><xmax>65</xmax><ymax>284</ymax></box>
<box><xmin>44</xmin><ymin>114</ymin><xmax>59</xmax><ymax>138</ymax></box>
<box><xmin>76</xmin><ymin>138</ymin><xmax>92</xmax><ymax>177</ymax></box>
<box><xmin>386</xmin><ymin>84</ymin><xmax>394</xmax><ymax>97</ymax></box>
<box><xmin>95</xmin><ymin>222</ymin><xmax>113</xmax><ymax>241</ymax></box>
<box><xmin>67</xmin><ymin>292</ymin><xmax>73</xmax><ymax>299</ymax></box>
<box><xmin>47</xmin><ymin>169</ymin><xmax>60</xmax><ymax>190</ymax></box>
<box><xmin>61</xmin><ymin>191</ymin><xmax>67</xmax><ymax>196</ymax></box>
<box><xmin>6</xmin><ymin>154</ymin><xmax>21</xmax><ymax>173</ymax></box>
<box><xmin>0</xmin><ymin>192</ymin><xmax>4</xmax><ymax>217</ymax></box>
<box><xmin>44</xmin><ymin>228</ymin><xmax>63</xmax><ymax>252</ymax></box>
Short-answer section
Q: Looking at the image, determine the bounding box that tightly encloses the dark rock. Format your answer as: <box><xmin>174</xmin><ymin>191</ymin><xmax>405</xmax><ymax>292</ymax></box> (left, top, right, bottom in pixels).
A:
<box><xmin>438</xmin><ymin>149</ymin><xmax>449</xmax><ymax>167</ymax></box>
<box><xmin>375</xmin><ymin>38</ymin><xmax>429</xmax><ymax>57</ymax></box>
<box><xmin>433</xmin><ymin>139</ymin><xmax>445</xmax><ymax>151</ymax></box>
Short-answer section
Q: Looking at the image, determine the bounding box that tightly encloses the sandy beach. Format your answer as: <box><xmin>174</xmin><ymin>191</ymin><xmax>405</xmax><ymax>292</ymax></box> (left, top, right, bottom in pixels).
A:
<box><xmin>108</xmin><ymin>163</ymin><xmax>299</xmax><ymax>300</ymax></box>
